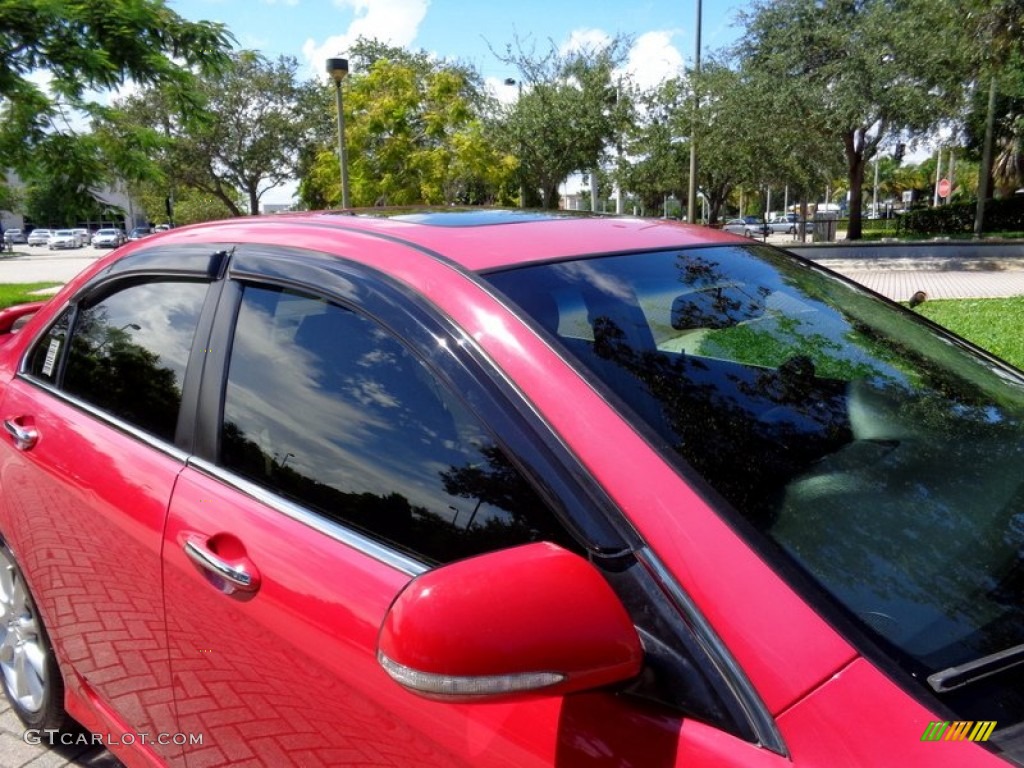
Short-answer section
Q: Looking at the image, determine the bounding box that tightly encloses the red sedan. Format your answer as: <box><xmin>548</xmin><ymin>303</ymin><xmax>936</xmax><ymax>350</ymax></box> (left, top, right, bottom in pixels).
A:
<box><xmin>0</xmin><ymin>210</ymin><xmax>1020</xmax><ymax>767</ymax></box>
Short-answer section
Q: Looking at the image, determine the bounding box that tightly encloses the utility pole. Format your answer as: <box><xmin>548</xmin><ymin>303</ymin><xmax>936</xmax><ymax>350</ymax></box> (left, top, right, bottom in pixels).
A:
<box><xmin>686</xmin><ymin>0</ymin><xmax>702</xmax><ymax>224</ymax></box>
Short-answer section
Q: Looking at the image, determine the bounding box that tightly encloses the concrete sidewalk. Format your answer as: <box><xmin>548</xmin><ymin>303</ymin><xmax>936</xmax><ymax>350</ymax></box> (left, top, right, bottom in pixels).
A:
<box><xmin>831</xmin><ymin>267</ymin><xmax>1024</xmax><ymax>302</ymax></box>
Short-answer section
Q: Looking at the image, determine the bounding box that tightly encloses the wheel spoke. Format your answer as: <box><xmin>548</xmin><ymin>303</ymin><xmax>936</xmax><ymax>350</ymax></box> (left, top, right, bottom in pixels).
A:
<box><xmin>11</xmin><ymin>642</ymin><xmax>45</xmax><ymax>710</ymax></box>
<box><xmin>0</xmin><ymin>628</ymin><xmax>16</xmax><ymax>663</ymax></box>
<box><xmin>0</xmin><ymin>553</ymin><xmax>50</xmax><ymax>713</ymax></box>
<box><xmin>0</xmin><ymin>563</ymin><xmax>15</xmax><ymax>608</ymax></box>
<box><xmin>10</xmin><ymin>576</ymin><xmax>30</xmax><ymax>615</ymax></box>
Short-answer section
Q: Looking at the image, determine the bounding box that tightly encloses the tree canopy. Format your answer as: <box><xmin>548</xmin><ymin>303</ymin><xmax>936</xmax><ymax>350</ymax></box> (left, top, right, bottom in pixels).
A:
<box><xmin>1</xmin><ymin>0</ymin><xmax>234</xmax><ymax>226</ymax></box>
<box><xmin>300</xmin><ymin>39</ymin><xmax>511</xmax><ymax>208</ymax></box>
<box><xmin>495</xmin><ymin>37</ymin><xmax>633</xmax><ymax>208</ymax></box>
<box><xmin>0</xmin><ymin>0</ymin><xmax>233</xmax><ymax>167</ymax></box>
<box><xmin>737</xmin><ymin>0</ymin><xmax>971</xmax><ymax>238</ymax></box>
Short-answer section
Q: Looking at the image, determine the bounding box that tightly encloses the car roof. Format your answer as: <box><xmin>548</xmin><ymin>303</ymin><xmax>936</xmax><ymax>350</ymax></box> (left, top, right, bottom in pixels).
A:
<box><xmin>150</xmin><ymin>209</ymin><xmax>744</xmax><ymax>272</ymax></box>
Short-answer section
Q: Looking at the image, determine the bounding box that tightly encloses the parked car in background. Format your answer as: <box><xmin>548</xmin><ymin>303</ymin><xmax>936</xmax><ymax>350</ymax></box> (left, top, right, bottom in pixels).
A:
<box><xmin>127</xmin><ymin>226</ymin><xmax>152</xmax><ymax>241</ymax></box>
<box><xmin>722</xmin><ymin>218</ymin><xmax>760</xmax><ymax>237</ymax></box>
<box><xmin>71</xmin><ymin>228</ymin><xmax>91</xmax><ymax>247</ymax></box>
<box><xmin>91</xmin><ymin>228</ymin><xmax>126</xmax><ymax>248</ymax></box>
<box><xmin>3</xmin><ymin>228</ymin><xmax>27</xmax><ymax>245</ymax></box>
<box><xmin>767</xmin><ymin>217</ymin><xmax>800</xmax><ymax>235</ymax></box>
<box><xmin>47</xmin><ymin>229</ymin><xmax>79</xmax><ymax>250</ymax></box>
<box><xmin>27</xmin><ymin>229</ymin><xmax>51</xmax><ymax>247</ymax></box>
<box><xmin>741</xmin><ymin>215</ymin><xmax>770</xmax><ymax>236</ymax></box>
<box><xmin>0</xmin><ymin>211</ymin><xmax>1020</xmax><ymax>767</ymax></box>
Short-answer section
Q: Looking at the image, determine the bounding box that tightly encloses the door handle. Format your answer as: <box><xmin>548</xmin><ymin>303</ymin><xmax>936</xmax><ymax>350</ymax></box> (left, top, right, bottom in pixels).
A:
<box><xmin>184</xmin><ymin>537</ymin><xmax>260</xmax><ymax>597</ymax></box>
<box><xmin>3</xmin><ymin>418</ymin><xmax>38</xmax><ymax>451</ymax></box>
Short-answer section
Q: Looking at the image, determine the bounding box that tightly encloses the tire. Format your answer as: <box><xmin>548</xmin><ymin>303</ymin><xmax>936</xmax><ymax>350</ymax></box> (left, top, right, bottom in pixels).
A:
<box><xmin>0</xmin><ymin>541</ymin><xmax>75</xmax><ymax>731</ymax></box>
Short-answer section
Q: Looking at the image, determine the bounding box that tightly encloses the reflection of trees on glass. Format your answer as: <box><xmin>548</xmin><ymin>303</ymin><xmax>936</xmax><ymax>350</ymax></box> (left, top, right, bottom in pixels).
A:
<box><xmin>221</xmin><ymin>423</ymin><xmax>571</xmax><ymax>565</ymax></box>
<box><xmin>440</xmin><ymin>443</ymin><xmax>574</xmax><ymax>553</ymax></box>
<box><xmin>590</xmin><ymin>313</ymin><xmax>851</xmax><ymax>523</ymax></box>
<box><xmin>64</xmin><ymin>307</ymin><xmax>182</xmax><ymax>440</ymax></box>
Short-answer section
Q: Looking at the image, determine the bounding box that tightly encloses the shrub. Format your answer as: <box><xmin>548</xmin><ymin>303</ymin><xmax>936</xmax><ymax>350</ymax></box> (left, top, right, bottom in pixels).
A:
<box><xmin>897</xmin><ymin>196</ymin><xmax>1024</xmax><ymax>236</ymax></box>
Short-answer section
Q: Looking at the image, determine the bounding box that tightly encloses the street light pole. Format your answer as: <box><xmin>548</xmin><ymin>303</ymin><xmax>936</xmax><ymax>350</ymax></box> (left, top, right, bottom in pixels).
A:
<box><xmin>326</xmin><ymin>57</ymin><xmax>351</xmax><ymax>209</ymax></box>
<box><xmin>503</xmin><ymin>78</ymin><xmax>526</xmax><ymax>208</ymax></box>
<box><xmin>686</xmin><ymin>0</ymin><xmax>702</xmax><ymax>224</ymax></box>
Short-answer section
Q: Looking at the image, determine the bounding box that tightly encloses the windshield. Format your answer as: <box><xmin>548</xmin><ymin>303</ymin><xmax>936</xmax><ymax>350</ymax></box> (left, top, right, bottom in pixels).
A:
<box><xmin>486</xmin><ymin>245</ymin><xmax>1024</xmax><ymax>742</ymax></box>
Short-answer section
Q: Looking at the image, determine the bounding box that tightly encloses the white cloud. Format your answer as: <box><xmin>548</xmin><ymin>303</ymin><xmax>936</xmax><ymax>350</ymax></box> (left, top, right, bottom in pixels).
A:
<box><xmin>557</xmin><ymin>27</ymin><xmax>683</xmax><ymax>91</ymax></box>
<box><xmin>301</xmin><ymin>0</ymin><xmax>429</xmax><ymax>78</ymax></box>
<box><xmin>560</xmin><ymin>28</ymin><xmax>612</xmax><ymax>56</ymax></box>
<box><xmin>622</xmin><ymin>30</ymin><xmax>684</xmax><ymax>90</ymax></box>
<box><xmin>485</xmin><ymin>75</ymin><xmax>522</xmax><ymax>105</ymax></box>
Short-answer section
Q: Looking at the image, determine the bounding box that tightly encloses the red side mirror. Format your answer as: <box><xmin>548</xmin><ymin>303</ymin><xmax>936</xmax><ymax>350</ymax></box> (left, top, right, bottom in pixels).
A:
<box><xmin>377</xmin><ymin>542</ymin><xmax>642</xmax><ymax>701</ymax></box>
<box><xmin>0</xmin><ymin>302</ymin><xmax>47</xmax><ymax>335</ymax></box>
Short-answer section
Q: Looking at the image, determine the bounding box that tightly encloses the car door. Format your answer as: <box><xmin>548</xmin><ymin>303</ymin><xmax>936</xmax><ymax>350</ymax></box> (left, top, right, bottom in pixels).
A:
<box><xmin>0</xmin><ymin>266</ymin><xmax>219</xmax><ymax>765</ymax></box>
<box><xmin>161</xmin><ymin>247</ymin><xmax>790</xmax><ymax>767</ymax></box>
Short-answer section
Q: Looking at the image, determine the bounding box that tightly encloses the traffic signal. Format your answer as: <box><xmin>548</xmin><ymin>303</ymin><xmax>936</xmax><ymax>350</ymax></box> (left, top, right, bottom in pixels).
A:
<box><xmin>894</xmin><ymin>143</ymin><xmax>906</xmax><ymax>162</ymax></box>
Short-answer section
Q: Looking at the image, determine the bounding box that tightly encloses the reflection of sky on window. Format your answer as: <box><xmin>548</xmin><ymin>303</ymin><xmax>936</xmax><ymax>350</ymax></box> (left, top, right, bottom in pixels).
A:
<box><xmin>100</xmin><ymin>282</ymin><xmax>208</xmax><ymax>387</ymax></box>
<box><xmin>225</xmin><ymin>295</ymin><xmax>490</xmax><ymax>519</ymax></box>
<box><xmin>552</xmin><ymin>260</ymin><xmax>636</xmax><ymax>301</ymax></box>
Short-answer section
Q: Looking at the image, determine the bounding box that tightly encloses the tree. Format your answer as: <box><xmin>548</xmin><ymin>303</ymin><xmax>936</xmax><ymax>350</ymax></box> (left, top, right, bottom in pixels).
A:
<box><xmin>0</xmin><ymin>0</ymin><xmax>233</xmax><ymax>188</ymax></box>
<box><xmin>131</xmin><ymin>180</ymin><xmax>237</xmax><ymax>226</ymax></box>
<box><xmin>0</xmin><ymin>176</ymin><xmax>20</xmax><ymax>220</ymax></box>
<box><xmin>102</xmin><ymin>52</ymin><xmax>316</xmax><ymax>216</ymax></box>
<box><xmin>23</xmin><ymin>134</ymin><xmax>109</xmax><ymax>226</ymax></box>
<box><xmin>300</xmin><ymin>39</ymin><xmax>510</xmax><ymax>208</ymax></box>
<box><xmin>963</xmin><ymin>52</ymin><xmax>1024</xmax><ymax>195</ymax></box>
<box><xmin>625</xmin><ymin>59</ymin><xmax>841</xmax><ymax>225</ymax></box>
<box><xmin>619</xmin><ymin>79</ymin><xmax>690</xmax><ymax>216</ymax></box>
<box><xmin>737</xmin><ymin>0</ymin><xmax>971</xmax><ymax>239</ymax></box>
<box><xmin>495</xmin><ymin>37</ymin><xmax>633</xmax><ymax>208</ymax></box>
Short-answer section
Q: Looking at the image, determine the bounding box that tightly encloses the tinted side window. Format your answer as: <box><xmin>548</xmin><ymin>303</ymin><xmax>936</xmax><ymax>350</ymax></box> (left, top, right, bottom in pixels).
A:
<box><xmin>220</xmin><ymin>284</ymin><xmax>574</xmax><ymax>565</ymax></box>
<box><xmin>59</xmin><ymin>281</ymin><xmax>208</xmax><ymax>441</ymax></box>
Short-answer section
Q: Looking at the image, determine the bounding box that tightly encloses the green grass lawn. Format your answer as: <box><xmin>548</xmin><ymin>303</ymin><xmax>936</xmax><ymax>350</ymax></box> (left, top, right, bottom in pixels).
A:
<box><xmin>916</xmin><ymin>296</ymin><xmax>1024</xmax><ymax>370</ymax></box>
<box><xmin>0</xmin><ymin>282</ymin><xmax>62</xmax><ymax>309</ymax></box>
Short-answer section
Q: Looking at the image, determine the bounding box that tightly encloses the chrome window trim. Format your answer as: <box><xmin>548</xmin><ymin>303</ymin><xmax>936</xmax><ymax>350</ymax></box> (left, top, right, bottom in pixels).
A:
<box><xmin>14</xmin><ymin>373</ymin><xmax>191</xmax><ymax>464</ymax></box>
<box><xmin>634</xmin><ymin>546</ymin><xmax>788</xmax><ymax>757</ymax></box>
<box><xmin>185</xmin><ymin>455</ymin><xmax>427</xmax><ymax>578</ymax></box>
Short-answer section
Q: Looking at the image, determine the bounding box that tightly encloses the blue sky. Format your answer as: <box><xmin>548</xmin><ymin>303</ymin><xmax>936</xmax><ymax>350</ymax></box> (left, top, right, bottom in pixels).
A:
<box><xmin>171</xmin><ymin>0</ymin><xmax>748</xmax><ymax>89</ymax></box>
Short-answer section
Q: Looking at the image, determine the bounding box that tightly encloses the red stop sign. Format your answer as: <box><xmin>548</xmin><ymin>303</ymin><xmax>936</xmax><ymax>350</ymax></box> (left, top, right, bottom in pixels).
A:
<box><xmin>938</xmin><ymin>178</ymin><xmax>951</xmax><ymax>198</ymax></box>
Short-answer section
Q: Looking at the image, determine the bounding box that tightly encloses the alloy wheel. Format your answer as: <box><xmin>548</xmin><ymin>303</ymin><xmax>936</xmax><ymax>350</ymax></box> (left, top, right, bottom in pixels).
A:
<box><xmin>0</xmin><ymin>549</ymin><xmax>48</xmax><ymax>713</ymax></box>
